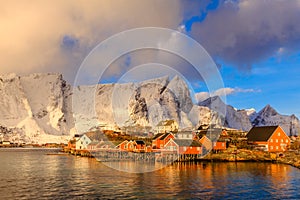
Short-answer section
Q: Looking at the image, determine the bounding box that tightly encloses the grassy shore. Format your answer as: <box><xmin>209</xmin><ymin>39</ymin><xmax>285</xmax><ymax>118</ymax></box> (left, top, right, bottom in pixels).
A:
<box><xmin>202</xmin><ymin>148</ymin><xmax>300</xmax><ymax>169</ymax></box>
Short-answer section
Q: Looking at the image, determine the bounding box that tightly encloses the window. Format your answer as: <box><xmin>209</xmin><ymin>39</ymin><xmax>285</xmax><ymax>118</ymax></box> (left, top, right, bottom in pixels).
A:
<box><xmin>281</xmin><ymin>139</ymin><xmax>283</xmax><ymax>143</ymax></box>
<box><xmin>222</xmin><ymin>143</ymin><xmax>225</xmax><ymax>147</ymax></box>
<box><xmin>270</xmin><ymin>146</ymin><xmax>273</xmax><ymax>150</ymax></box>
<box><xmin>183</xmin><ymin>147</ymin><xmax>187</xmax><ymax>151</ymax></box>
<box><xmin>276</xmin><ymin>146</ymin><xmax>279</xmax><ymax>150</ymax></box>
<box><xmin>270</xmin><ymin>139</ymin><xmax>273</xmax><ymax>142</ymax></box>
<box><xmin>197</xmin><ymin>147</ymin><xmax>200</xmax><ymax>151</ymax></box>
<box><xmin>278</xmin><ymin>132</ymin><xmax>280</xmax><ymax>136</ymax></box>
<box><xmin>276</xmin><ymin>139</ymin><xmax>278</xmax><ymax>143</ymax></box>
<box><xmin>286</xmin><ymin>139</ymin><xmax>289</xmax><ymax>143</ymax></box>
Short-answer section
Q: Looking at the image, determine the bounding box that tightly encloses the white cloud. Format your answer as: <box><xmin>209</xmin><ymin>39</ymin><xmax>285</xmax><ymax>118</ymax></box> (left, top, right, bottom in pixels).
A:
<box><xmin>0</xmin><ymin>0</ymin><xmax>182</xmax><ymax>83</ymax></box>
<box><xmin>195</xmin><ymin>87</ymin><xmax>261</xmax><ymax>103</ymax></box>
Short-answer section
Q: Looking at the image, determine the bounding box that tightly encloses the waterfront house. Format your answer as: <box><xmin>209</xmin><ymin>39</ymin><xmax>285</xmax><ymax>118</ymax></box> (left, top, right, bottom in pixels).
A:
<box><xmin>164</xmin><ymin>139</ymin><xmax>202</xmax><ymax>155</ymax></box>
<box><xmin>134</xmin><ymin>140</ymin><xmax>146</xmax><ymax>152</ymax></box>
<box><xmin>175</xmin><ymin>131</ymin><xmax>194</xmax><ymax>140</ymax></box>
<box><xmin>156</xmin><ymin>120</ymin><xmax>178</xmax><ymax>133</ymax></box>
<box><xmin>76</xmin><ymin>131</ymin><xmax>107</xmax><ymax>150</ymax></box>
<box><xmin>116</xmin><ymin>140</ymin><xmax>146</xmax><ymax>152</ymax></box>
<box><xmin>1</xmin><ymin>141</ymin><xmax>11</xmax><ymax>145</ymax></box>
<box><xmin>152</xmin><ymin>132</ymin><xmax>175</xmax><ymax>149</ymax></box>
<box><xmin>246</xmin><ymin>126</ymin><xmax>290</xmax><ymax>152</ymax></box>
<box><xmin>116</xmin><ymin>140</ymin><xmax>129</xmax><ymax>151</ymax></box>
<box><xmin>96</xmin><ymin>140</ymin><xmax>116</xmax><ymax>150</ymax></box>
<box><xmin>87</xmin><ymin>141</ymin><xmax>99</xmax><ymax>150</ymax></box>
<box><xmin>199</xmin><ymin>135</ymin><xmax>213</xmax><ymax>152</ymax></box>
<box><xmin>76</xmin><ymin>134</ymin><xmax>92</xmax><ymax>150</ymax></box>
<box><xmin>67</xmin><ymin>139</ymin><xmax>76</xmax><ymax>149</ymax></box>
<box><xmin>213</xmin><ymin>141</ymin><xmax>227</xmax><ymax>152</ymax></box>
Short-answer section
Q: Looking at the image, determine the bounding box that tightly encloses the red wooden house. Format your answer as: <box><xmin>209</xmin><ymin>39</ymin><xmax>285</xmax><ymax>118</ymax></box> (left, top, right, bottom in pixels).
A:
<box><xmin>134</xmin><ymin>140</ymin><xmax>146</xmax><ymax>152</ymax></box>
<box><xmin>246</xmin><ymin>126</ymin><xmax>290</xmax><ymax>152</ymax></box>
<box><xmin>116</xmin><ymin>140</ymin><xmax>129</xmax><ymax>151</ymax></box>
<box><xmin>213</xmin><ymin>141</ymin><xmax>227</xmax><ymax>151</ymax></box>
<box><xmin>199</xmin><ymin>135</ymin><xmax>212</xmax><ymax>151</ymax></box>
<box><xmin>152</xmin><ymin>132</ymin><xmax>175</xmax><ymax>149</ymax></box>
<box><xmin>116</xmin><ymin>140</ymin><xmax>146</xmax><ymax>152</ymax></box>
<box><xmin>164</xmin><ymin>139</ymin><xmax>202</xmax><ymax>155</ymax></box>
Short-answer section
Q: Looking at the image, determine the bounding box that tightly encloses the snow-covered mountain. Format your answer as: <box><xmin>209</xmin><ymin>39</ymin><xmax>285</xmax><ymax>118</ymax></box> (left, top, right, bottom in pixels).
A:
<box><xmin>0</xmin><ymin>73</ymin><xmax>298</xmax><ymax>143</ymax></box>
<box><xmin>198</xmin><ymin>97</ymin><xmax>300</xmax><ymax>135</ymax></box>
<box><xmin>251</xmin><ymin>105</ymin><xmax>300</xmax><ymax>136</ymax></box>
<box><xmin>0</xmin><ymin>73</ymin><xmax>74</xmax><ymax>143</ymax></box>
<box><xmin>198</xmin><ymin>96</ymin><xmax>252</xmax><ymax>131</ymax></box>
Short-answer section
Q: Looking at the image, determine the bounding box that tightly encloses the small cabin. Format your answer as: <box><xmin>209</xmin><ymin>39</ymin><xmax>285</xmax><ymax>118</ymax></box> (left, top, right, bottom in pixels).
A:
<box><xmin>246</xmin><ymin>125</ymin><xmax>290</xmax><ymax>152</ymax></box>
<box><xmin>152</xmin><ymin>132</ymin><xmax>175</xmax><ymax>149</ymax></box>
<box><xmin>164</xmin><ymin>139</ymin><xmax>202</xmax><ymax>155</ymax></box>
<box><xmin>156</xmin><ymin>120</ymin><xmax>178</xmax><ymax>133</ymax></box>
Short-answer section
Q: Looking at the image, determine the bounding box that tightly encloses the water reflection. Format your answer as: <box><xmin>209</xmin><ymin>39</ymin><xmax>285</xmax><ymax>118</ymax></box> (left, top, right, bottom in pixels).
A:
<box><xmin>1</xmin><ymin>149</ymin><xmax>300</xmax><ymax>199</ymax></box>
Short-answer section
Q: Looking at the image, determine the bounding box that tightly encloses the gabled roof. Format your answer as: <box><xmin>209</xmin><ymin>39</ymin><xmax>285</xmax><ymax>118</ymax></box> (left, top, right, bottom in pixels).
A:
<box><xmin>160</xmin><ymin>133</ymin><xmax>174</xmax><ymax>140</ymax></box>
<box><xmin>197</xmin><ymin>129</ymin><xmax>222</xmax><ymax>141</ymax></box>
<box><xmin>152</xmin><ymin>133</ymin><xmax>164</xmax><ymax>140</ymax></box>
<box><xmin>116</xmin><ymin>140</ymin><xmax>128</xmax><ymax>147</ymax></box>
<box><xmin>246</xmin><ymin>126</ymin><xmax>279</xmax><ymax>141</ymax></box>
<box><xmin>135</xmin><ymin>140</ymin><xmax>145</xmax><ymax>145</ymax></box>
<box><xmin>173</xmin><ymin>139</ymin><xmax>202</xmax><ymax>147</ymax></box>
<box><xmin>84</xmin><ymin>131</ymin><xmax>106</xmax><ymax>141</ymax></box>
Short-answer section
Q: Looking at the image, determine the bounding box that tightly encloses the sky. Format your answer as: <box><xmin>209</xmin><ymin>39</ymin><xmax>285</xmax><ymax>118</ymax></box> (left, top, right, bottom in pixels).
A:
<box><xmin>1</xmin><ymin>0</ymin><xmax>300</xmax><ymax>116</ymax></box>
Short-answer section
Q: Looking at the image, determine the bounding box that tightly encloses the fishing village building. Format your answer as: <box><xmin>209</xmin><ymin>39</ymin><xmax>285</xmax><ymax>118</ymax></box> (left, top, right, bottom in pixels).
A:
<box><xmin>246</xmin><ymin>126</ymin><xmax>290</xmax><ymax>152</ymax></box>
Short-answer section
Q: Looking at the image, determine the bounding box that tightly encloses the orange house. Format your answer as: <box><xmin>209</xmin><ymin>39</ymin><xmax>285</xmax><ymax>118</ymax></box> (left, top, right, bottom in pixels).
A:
<box><xmin>213</xmin><ymin>141</ymin><xmax>227</xmax><ymax>151</ymax></box>
<box><xmin>164</xmin><ymin>139</ymin><xmax>202</xmax><ymax>155</ymax></box>
<box><xmin>134</xmin><ymin>140</ymin><xmax>146</xmax><ymax>152</ymax></box>
<box><xmin>199</xmin><ymin>135</ymin><xmax>212</xmax><ymax>151</ymax></box>
<box><xmin>117</xmin><ymin>140</ymin><xmax>129</xmax><ymax>151</ymax></box>
<box><xmin>67</xmin><ymin>139</ymin><xmax>76</xmax><ymax>149</ymax></box>
<box><xmin>247</xmin><ymin>126</ymin><xmax>290</xmax><ymax>152</ymax></box>
<box><xmin>152</xmin><ymin>133</ymin><xmax>175</xmax><ymax>149</ymax></box>
<box><xmin>117</xmin><ymin>140</ymin><xmax>146</xmax><ymax>152</ymax></box>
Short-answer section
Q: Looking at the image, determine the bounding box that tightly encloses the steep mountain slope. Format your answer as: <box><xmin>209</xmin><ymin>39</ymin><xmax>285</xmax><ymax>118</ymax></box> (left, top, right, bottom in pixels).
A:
<box><xmin>0</xmin><ymin>73</ymin><xmax>299</xmax><ymax>143</ymax></box>
<box><xmin>0</xmin><ymin>73</ymin><xmax>73</xmax><ymax>143</ymax></box>
<box><xmin>251</xmin><ymin>105</ymin><xmax>300</xmax><ymax>136</ymax></box>
<box><xmin>198</xmin><ymin>96</ymin><xmax>252</xmax><ymax>131</ymax></box>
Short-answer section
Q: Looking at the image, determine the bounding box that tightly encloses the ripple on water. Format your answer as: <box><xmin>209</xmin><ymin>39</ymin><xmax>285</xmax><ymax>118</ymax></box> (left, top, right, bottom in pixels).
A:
<box><xmin>1</xmin><ymin>150</ymin><xmax>300</xmax><ymax>199</ymax></box>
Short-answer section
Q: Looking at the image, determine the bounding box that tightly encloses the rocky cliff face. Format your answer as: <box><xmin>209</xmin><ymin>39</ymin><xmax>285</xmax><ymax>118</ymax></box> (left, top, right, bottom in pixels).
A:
<box><xmin>251</xmin><ymin>105</ymin><xmax>300</xmax><ymax>136</ymax></box>
<box><xmin>198</xmin><ymin>96</ymin><xmax>252</xmax><ymax>131</ymax></box>
<box><xmin>0</xmin><ymin>73</ymin><xmax>73</xmax><ymax>143</ymax></box>
<box><xmin>0</xmin><ymin>73</ymin><xmax>298</xmax><ymax>143</ymax></box>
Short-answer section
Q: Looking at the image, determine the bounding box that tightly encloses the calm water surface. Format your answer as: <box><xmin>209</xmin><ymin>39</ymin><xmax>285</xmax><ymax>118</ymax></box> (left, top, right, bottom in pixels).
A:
<box><xmin>0</xmin><ymin>148</ymin><xmax>300</xmax><ymax>199</ymax></box>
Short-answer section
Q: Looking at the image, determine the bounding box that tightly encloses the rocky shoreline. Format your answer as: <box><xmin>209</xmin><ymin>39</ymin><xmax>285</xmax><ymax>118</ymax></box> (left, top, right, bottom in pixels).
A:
<box><xmin>201</xmin><ymin>149</ymin><xmax>300</xmax><ymax>169</ymax></box>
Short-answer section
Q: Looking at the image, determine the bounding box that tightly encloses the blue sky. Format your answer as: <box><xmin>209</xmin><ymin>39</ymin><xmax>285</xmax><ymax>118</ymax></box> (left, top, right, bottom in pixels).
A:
<box><xmin>219</xmin><ymin>52</ymin><xmax>300</xmax><ymax>116</ymax></box>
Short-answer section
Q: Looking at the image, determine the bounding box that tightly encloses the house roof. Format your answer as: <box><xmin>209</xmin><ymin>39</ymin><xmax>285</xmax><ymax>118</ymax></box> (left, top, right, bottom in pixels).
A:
<box><xmin>160</xmin><ymin>133</ymin><xmax>173</xmax><ymax>140</ymax></box>
<box><xmin>97</xmin><ymin>140</ymin><xmax>116</xmax><ymax>148</ymax></box>
<box><xmin>197</xmin><ymin>129</ymin><xmax>222</xmax><ymax>141</ymax></box>
<box><xmin>89</xmin><ymin>141</ymin><xmax>99</xmax><ymax>146</ymax></box>
<box><xmin>84</xmin><ymin>131</ymin><xmax>106</xmax><ymax>141</ymax></box>
<box><xmin>152</xmin><ymin>133</ymin><xmax>164</xmax><ymax>140</ymax></box>
<box><xmin>173</xmin><ymin>139</ymin><xmax>202</xmax><ymax>147</ymax></box>
<box><xmin>246</xmin><ymin>126</ymin><xmax>279</xmax><ymax>141</ymax></box>
<box><xmin>135</xmin><ymin>140</ymin><xmax>145</xmax><ymax>145</ymax></box>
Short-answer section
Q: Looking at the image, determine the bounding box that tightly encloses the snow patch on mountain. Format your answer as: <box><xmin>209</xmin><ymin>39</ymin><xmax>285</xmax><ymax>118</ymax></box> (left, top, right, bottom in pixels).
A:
<box><xmin>251</xmin><ymin>105</ymin><xmax>300</xmax><ymax>135</ymax></box>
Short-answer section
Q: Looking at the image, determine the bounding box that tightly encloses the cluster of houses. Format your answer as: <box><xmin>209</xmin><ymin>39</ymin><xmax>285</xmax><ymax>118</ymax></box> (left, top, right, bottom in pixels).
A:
<box><xmin>67</xmin><ymin>119</ymin><xmax>293</xmax><ymax>158</ymax></box>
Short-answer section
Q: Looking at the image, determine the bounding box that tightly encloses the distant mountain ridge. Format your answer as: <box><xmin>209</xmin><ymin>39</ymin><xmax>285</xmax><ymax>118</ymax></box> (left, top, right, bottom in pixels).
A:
<box><xmin>198</xmin><ymin>96</ymin><xmax>300</xmax><ymax>136</ymax></box>
<box><xmin>0</xmin><ymin>73</ymin><xmax>298</xmax><ymax>143</ymax></box>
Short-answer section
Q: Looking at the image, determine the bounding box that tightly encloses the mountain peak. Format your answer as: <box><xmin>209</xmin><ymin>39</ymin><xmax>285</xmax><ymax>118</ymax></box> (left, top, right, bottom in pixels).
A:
<box><xmin>260</xmin><ymin>104</ymin><xmax>278</xmax><ymax>116</ymax></box>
